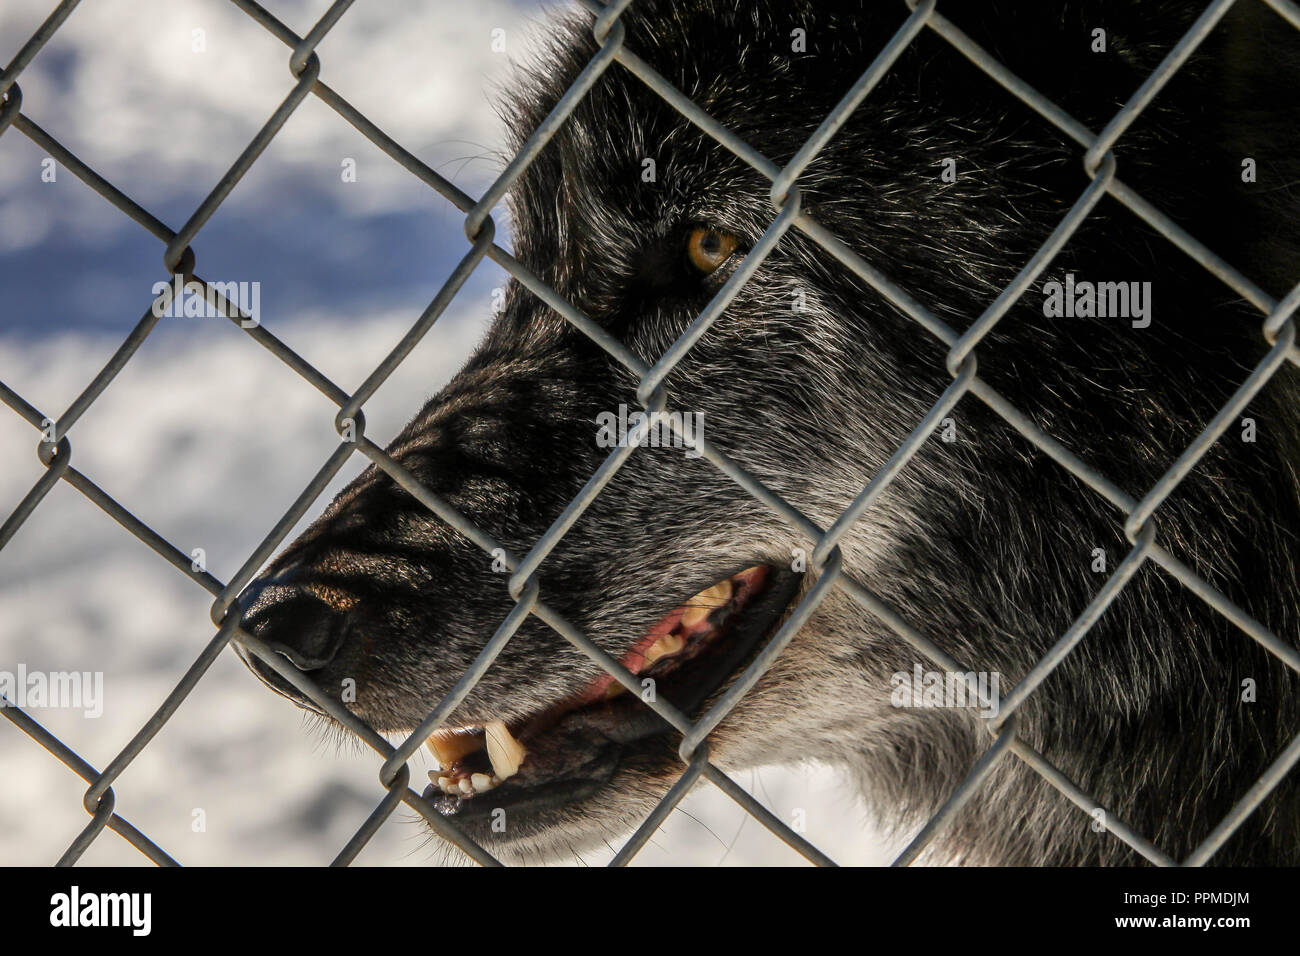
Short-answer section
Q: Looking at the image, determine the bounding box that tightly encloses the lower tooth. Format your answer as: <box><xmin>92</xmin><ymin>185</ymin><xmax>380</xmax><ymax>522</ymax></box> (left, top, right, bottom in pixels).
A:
<box><xmin>471</xmin><ymin>773</ymin><xmax>493</xmax><ymax>792</ymax></box>
<box><xmin>458</xmin><ymin>778</ymin><xmax>473</xmax><ymax>795</ymax></box>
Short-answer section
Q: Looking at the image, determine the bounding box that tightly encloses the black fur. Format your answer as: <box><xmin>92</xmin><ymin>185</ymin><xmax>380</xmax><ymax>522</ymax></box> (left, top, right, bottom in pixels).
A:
<box><xmin>240</xmin><ymin>0</ymin><xmax>1300</xmax><ymax>865</ymax></box>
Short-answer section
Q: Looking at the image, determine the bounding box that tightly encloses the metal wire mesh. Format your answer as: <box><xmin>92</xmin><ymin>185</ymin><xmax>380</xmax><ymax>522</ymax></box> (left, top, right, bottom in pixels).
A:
<box><xmin>3</xmin><ymin>0</ymin><xmax>1300</xmax><ymax>868</ymax></box>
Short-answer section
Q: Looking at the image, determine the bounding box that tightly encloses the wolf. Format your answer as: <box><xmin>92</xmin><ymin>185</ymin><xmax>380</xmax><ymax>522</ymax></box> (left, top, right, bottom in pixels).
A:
<box><xmin>238</xmin><ymin>0</ymin><xmax>1300</xmax><ymax>865</ymax></box>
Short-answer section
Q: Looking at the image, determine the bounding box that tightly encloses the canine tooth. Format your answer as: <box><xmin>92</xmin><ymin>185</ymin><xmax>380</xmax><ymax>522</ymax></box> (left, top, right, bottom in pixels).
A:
<box><xmin>458</xmin><ymin>778</ymin><xmax>474</xmax><ymax>795</ymax></box>
<box><xmin>426</xmin><ymin>728</ymin><xmax>485</xmax><ymax>769</ymax></box>
<box><xmin>471</xmin><ymin>773</ymin><xmax>493</xmax><ymax>792</ymax></box>
<box><xmin>643</xmin><ymin>632</ymin><xmax>686</xmax><ymax>665</ymax></box>
<box><xmin>484</xmin><ymin>720</ymin><xmax>527</xmax><ymax>781</ymax></box>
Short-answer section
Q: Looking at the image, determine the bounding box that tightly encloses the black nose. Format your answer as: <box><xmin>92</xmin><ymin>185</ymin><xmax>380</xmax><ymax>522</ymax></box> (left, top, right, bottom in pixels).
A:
<box><xmin>238</xmin><ymin>570</ymin><xmax>350</xmax><ymax>696</ymax></box>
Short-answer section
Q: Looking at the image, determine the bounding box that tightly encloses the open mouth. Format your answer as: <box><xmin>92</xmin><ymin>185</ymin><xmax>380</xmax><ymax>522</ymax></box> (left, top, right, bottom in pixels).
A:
<box><xmin>419</xmin><ymin>563</ymin><xmax>803</xmax><ymax>820</ymax></box>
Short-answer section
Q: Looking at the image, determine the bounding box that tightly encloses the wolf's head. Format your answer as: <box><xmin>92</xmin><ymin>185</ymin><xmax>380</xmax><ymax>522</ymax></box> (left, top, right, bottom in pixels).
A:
<box><xmin>239</xmin><ymin>0</ymin><xmax>1300</xmax><ymax>864</ymax></box>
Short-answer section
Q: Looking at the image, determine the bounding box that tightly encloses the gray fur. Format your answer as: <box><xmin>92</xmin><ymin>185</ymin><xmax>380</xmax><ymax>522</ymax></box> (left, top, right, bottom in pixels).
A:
<box><xmin>240</xmin><ymin>0</ymin><xmax>1300</xmax><ymax>865</ymax></box>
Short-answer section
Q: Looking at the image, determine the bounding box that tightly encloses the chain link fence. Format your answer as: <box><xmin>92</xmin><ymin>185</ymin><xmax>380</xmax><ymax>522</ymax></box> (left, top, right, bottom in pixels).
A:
<box><xmin>3</xmin><ymin>0</ymin><xmax>1300</xmax><ymax>867</ymax></box>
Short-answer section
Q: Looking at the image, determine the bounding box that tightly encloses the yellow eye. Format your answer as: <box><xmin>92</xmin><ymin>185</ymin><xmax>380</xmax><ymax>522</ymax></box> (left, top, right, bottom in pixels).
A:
<box><xmin>686</xmin><ymin>227</ymin><xmax>739</xmax><ymax>273</ymax></box>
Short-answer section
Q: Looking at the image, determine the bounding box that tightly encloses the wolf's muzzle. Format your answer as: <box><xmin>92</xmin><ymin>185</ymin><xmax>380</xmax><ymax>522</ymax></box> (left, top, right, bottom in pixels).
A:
<box><xmin>237</xmin><ymin>568</ymin><xmax>350</xmax><ymax>706</ymax></box>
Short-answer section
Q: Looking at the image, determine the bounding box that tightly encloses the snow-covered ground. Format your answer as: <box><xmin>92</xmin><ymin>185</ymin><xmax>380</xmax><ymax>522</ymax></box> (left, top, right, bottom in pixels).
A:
<box><xmin>0</xmin><ymin>0</ymin><xmax>901</xmax><ymax>866</ymax></box>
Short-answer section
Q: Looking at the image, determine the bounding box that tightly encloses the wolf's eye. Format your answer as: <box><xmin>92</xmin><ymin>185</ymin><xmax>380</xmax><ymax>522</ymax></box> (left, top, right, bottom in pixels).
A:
<box><xmin>686</xmin><ymin>227</ymin><xmax>739</xmax><ymax>274</ymax></box>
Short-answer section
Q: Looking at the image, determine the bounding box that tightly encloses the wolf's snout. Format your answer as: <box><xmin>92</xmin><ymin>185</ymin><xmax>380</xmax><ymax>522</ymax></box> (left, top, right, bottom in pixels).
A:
<box><xmin>239</xmin><ymin>569</ymin><xmax>351</xmax><ymax>703</ymax></box>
